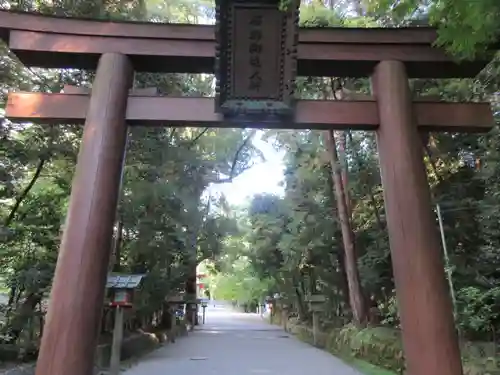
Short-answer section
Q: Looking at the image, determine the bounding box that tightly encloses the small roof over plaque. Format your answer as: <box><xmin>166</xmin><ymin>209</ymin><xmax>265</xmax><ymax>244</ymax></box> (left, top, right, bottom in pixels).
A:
<box><xmin>106</xmin><ymin>274</ymin><xmax>145</xmax><ymax>289</ymax></box>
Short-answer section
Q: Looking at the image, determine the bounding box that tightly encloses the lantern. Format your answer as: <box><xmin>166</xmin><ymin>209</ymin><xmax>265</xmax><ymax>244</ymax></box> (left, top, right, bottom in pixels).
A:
<box><xmin>106</xmin><ymin>274</ymin><xmax>145</xmax><ymax>308</ymax></box>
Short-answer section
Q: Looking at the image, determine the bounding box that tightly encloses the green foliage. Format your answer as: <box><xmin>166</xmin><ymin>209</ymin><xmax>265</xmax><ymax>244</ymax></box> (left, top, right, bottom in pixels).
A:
<box><xmin>456</xmin><ymin>286</ymin><xmax>500</xmax><ymax>335</ymax></box>
<box><xmin>364</xmin><ymin>0</ymin><xmax>500</xmax><ymax>59</ymax></box>
<box><xmin>328</xmin><ymin>324</ymin><xmax>405</xmax><ymax>373</ymax></box>
<box><xmin>430</xmin><ymin>0</ymin><xmax>500</xmax><ymax>60</ymax></box>
<box><xmin>210</xmin><ymin>267</ymin><xmax>272</xmax><ymax>305</ymax></box>
<box><xmin>349</xmin><ymin>360</ymin><xmax>396</xmax><ymax>375</ymax></box>
<box><xmin>288</xmin><ymin>319</ymin><xmax>500</xmax><ymax>375</ymax></box>
<box><xmin>376</xmin><ymin>294</ymin><xmax>399</xmax><ymax>328</ymax></box>
<box><xmin>208</xmin><ymin>232</ymin><xmax>274</xmax><ymax>306</ymax></box>
<box><xmin>300</xmin><ymin>5</ymin><xmax>343</xmax><ymax>27</ymax></box>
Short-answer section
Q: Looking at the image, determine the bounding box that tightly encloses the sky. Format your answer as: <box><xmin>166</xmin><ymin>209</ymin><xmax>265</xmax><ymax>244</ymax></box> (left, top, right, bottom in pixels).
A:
<box><xmin>207</xmin><ymin>132</ymin><xmax>286</xmax><ymax>206</ymax></box>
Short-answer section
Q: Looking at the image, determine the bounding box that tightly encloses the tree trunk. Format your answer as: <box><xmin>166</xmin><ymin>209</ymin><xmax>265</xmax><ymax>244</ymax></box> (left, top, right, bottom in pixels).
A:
<box><xmin>297</xmin><ymin>275</ymin><xmax>309</xmax><ymax>321</ymax></box>
<box><xmin>4</xmin><ymin>158</ymin><xmax>45</xmax><ymax>226</ymax></box>
<box><xmin>111</xmin><ymin>219</ymin><xmax>123</xmax><ymax>272</ymax></box>
<box><xmin>325</xmin><ymin>166</ymin><xmax>351</xmax><ymax>313</ymax></box>
<box><xmin>336</xmin><ymin>250</ymin><xmax>350</xmax><ymax>317</ymax></box>
<box><xmin>323</xmin><ymin>130</ymin><xmax>368</xmax><ymax>326</ymax></box>
<box><xmin>337</xmin><ymin>131</ymin><xmax>351</xmax><ymax>217</ymax></box>
<box><xmin>7</xmin><ymin>293</ymin><xmax>43</xmax><ymax>343</ymax></box>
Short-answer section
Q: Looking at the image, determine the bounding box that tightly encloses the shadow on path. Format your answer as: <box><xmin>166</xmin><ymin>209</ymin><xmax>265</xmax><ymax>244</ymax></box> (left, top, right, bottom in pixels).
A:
<box><xmin>123</xmin><ymin>306</ymin><xmax>361</xmax><ymax>375</ymax></box>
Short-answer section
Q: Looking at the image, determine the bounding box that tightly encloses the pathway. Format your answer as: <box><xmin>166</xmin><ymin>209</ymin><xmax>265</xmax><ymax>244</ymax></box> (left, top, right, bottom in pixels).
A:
<box><xmin>123</xmin><ymin>305</ymin><xmax>362</xmax><ymax>375</ymax></box>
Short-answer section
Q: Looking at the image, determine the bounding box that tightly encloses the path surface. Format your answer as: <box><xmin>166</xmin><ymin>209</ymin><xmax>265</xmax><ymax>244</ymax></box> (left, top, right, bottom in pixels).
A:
<box><xmin>123</xmin><ymin>305</ymin><xmax>362</xmax><ymax>375</ymax></box>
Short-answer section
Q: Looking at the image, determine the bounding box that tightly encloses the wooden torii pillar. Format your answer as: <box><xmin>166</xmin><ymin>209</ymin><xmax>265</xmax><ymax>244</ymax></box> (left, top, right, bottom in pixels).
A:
<box><xmin>8</xmin><ymin>87</ymin><xmax>493</xmax><ymax>375</ymax></box>
<box><xmin>33</xmin><ymin>53</ymin><xmax>133</xmax><ymax>375</ymax></box>
<box><xmin>372</xmin><ymin>61</ymin><xmax>463</xmax><ymax>375</ymax></box>
<box><xmin>0</xmin><ymin>10</ymin><xmax>495</xmax><ymax>375</ymax></box>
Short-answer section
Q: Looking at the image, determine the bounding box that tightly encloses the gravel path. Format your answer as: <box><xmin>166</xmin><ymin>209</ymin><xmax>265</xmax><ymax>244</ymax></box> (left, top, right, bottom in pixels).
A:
<box><xmin>122</xmin><ymin>306</ymin><xmax>362</xmax><ymax>375</ymax></box>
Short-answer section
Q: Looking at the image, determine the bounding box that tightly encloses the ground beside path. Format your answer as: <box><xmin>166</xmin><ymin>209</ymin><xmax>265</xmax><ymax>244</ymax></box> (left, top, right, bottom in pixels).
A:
<box><xmin>122</xmin><ymin>305</ymin><xmax>362</xmax><ymax>375</ymax></box>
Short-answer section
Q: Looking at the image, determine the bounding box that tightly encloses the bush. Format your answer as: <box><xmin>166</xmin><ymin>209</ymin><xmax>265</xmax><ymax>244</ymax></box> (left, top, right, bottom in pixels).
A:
<box><xmin>456</xmin><ymin>286</ymin><xmax>500</xmax><ymax>337</ymax></box>
<box><xmin>0</xmin><ymin>343</ymin><xmax>22</xmax><ymax>361</ymax></box>
<box><xmin>286</xmin><ymin>317</ymin><xmax>329</xmax><ymax>347</ymax></box>
<box><xmin>287</xmin><ymin>320</ymin><xmax>500</xmax><ymax>375</ymax></box>
<box><xmin>327</xmin><ymin>324</ymin><xmax>405</xmax><ymax>373</ymax></box>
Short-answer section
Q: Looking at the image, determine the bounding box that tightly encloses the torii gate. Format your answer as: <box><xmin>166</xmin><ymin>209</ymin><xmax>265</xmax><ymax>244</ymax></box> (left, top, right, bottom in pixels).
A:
<box><xmin>0</xmin><ymin>8</ymin><xmax>495</xmax><ymax>375</ymax></box>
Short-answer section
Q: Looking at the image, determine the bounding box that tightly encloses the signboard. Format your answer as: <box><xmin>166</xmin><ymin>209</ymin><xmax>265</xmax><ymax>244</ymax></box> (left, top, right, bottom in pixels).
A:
<box><xmin>306</xmin><ymin>294</ymin><xmax>326</xmax><ymax>303</ymax></box>
<box><xmin>306</xmin><ymin>294</ymin><xmax>326</xmax><ymax>312</ymax></box>
<box><xmin>215</xmin><ymin>0</ymin><xmax>299</xmax><ymax>122</ymax></box>
<box><xmin>166</xmin><ymin>294</ymin><xmax>185</xmax><ymax>303</ymax></box>
<box><xmin>232</xmin><ymin>9</ymin><xmax>280</xmax><ymax>99</ymax></box>
<box><xmin>309</xmin><ymin>303</ymin><xmax>325</xmax><ymax>312</ymax></box>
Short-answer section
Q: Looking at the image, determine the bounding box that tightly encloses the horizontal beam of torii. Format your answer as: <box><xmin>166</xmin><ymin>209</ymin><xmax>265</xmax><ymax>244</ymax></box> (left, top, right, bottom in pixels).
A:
<box><xmin>0</xmin><ymin>10</ymin><xmax>492</xmax><ymax>78</ymax></box>
<box><xmin>6</xmin><ymin>88</ymin><xmax>494</xmax><ymax>132</ymax></box>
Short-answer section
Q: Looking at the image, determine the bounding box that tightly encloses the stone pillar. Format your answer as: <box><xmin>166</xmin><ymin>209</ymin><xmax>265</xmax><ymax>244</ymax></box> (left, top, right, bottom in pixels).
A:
<box><xmin>35</xmin><ymin>53</ymin><xmax>133</xmax><ymax>375</ymax></box>
<box><xmin>372</xmin><ymin>60</ymin><xmax>462</xmax><ymax>375</ymax></box>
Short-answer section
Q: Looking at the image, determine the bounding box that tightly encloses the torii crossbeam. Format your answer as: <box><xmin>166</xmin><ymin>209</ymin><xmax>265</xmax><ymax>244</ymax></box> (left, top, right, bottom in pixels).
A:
<box><xmin>0</xmin><ymin>10</ymin><xmax>495</xmax><ymax>375</ymax></box>
<box><xmin>7</xmin><ymin>90</ymin><xmax>493</xmax><ymax>132</ymax></box>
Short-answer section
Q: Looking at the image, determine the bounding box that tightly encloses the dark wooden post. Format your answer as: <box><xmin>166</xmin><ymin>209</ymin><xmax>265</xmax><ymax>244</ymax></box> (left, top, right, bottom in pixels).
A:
<box><xmin>35</xmin><ymin>53</ymin><xmax>133</xmax><ymax>375</ymax></box>
<box><xmin>372</xmin><ymin>60</ymin><xmax>463</xmax><ymax>375</ymax></box>
<box><xmin>185</xmin><ymin>267</ymin><xmax>197</xmax><ymax>327</ymax></box>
